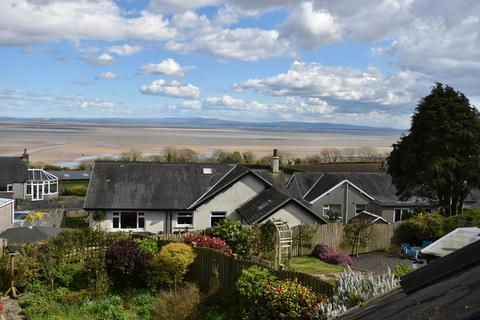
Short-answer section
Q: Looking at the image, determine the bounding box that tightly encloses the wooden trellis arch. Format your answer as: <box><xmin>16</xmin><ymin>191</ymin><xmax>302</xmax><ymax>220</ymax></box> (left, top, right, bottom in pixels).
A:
<box><xmin>273</xmin><ymin>220</ymin><xmax>292</xmax><ymax>267</ymax></box>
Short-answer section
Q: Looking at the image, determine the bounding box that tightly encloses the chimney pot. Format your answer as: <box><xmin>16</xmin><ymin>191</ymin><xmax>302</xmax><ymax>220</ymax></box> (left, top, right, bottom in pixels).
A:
<box><xmin>271</xmin><ymin>149</ymin><xmax>280</xmax><ymax>174</ymax></box>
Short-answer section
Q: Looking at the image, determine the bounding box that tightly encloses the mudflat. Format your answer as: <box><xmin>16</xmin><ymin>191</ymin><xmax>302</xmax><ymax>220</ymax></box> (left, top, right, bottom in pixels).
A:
<box><xmin>0</xmin><ymin>121</ymin><xmax>401</xmax><ymax>165</ymax></box>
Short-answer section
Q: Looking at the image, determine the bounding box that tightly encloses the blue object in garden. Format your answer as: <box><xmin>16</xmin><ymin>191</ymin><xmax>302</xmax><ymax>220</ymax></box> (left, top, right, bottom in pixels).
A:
<box><xmin>421</xmin><ymin>240</ymin><xmax>433</xmax><ymax>248</ymax></box>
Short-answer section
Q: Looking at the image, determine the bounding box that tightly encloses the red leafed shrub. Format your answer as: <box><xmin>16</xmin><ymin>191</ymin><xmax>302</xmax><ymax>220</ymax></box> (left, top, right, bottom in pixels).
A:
<box><xmin>105</xmin><ymin>239</ymin><xmax>153</xmax><ymax>289</ymax></box>
<box><xmin>312</xmin><ymin>243</ymin><xmax>352</xmax><ymax>265</ymax></box>
<box><xmin>183</xmin><ymin>233</ymin><xmax>233</xmax><ymax>256</ymax></box>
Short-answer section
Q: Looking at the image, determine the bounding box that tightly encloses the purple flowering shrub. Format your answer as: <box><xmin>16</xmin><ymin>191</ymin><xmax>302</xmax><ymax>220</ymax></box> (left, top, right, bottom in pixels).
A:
<box><xmin>312</xmin><ymin>243</ymin><xmax>352</xmax><ymax>265</ymax></box>
<box><xmin>105</xmin><ymin>239</ymin><xmax>153</xmax><ymax>288</ymax></box>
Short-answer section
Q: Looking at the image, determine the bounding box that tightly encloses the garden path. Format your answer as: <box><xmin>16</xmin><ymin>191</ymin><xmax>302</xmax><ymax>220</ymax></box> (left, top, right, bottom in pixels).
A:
<box><xmin>1</xmin><ymin>297</ymin><xmax>26</xmax><ymax>320</ymax></box>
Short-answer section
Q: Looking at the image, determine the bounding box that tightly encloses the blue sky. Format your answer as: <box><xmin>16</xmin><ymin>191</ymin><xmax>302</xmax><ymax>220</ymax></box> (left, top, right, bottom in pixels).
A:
<box><xmin>1</xmin><ymin>0</ymin><xmax>479</xmax><ymax>128</ymax></box>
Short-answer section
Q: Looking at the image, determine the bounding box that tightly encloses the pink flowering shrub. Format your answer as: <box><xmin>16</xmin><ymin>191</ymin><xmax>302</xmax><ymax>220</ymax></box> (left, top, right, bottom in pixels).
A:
<box><xmin>313</xmin><ymin>243</ymin><xmax>352</xmax><ymax>265</ymax></box>
<box><xmin>183</xmin><ymin>233</ymin><xmax>233</xmax><ymax>256</ymax></box>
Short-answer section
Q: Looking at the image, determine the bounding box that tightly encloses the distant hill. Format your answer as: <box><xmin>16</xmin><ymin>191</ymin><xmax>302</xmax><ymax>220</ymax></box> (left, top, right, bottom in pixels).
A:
<box><xmin>0</xmin><ymin>117</ymin><xmax>403</xmax><ymax>133</ymax></box>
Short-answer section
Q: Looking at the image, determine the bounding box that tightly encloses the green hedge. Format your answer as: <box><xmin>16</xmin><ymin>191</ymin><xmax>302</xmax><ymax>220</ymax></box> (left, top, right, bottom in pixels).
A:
<box><xmin>396</xmin><ymin>209</ymin><xmax>480</xmax><ymax>245</ymax></box>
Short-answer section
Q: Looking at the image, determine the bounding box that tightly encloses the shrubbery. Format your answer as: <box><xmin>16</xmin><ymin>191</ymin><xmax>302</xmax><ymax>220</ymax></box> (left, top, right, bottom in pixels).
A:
<box><xmin>134</xmin><ymin>237</ymin><xmax>159</xmax><ymax>255</ymax></box>
<box><xmin>312</xmin><ymin>243</ymin><xmax>352</xmax><ymax>265</ymax></box>
<box><xmin>205</xmin><ymin>220</ymin><xmax>256</xmax><ymax>256</ymax></box>
<box><xmin>236</xmin><ymin>266</ymin><xmax>320</xmax><ymax>320</ymax></box>
<box><xmin>393</xmin><ymin>264</ymin><xmax>413</xmax><ymax>279</ymax></box>
<box><xmin>105</xmin><ymin>239</ymin><xmax>153</xmax><ymax>289</ymax></box>
<box><xmin>150</xmin><ymin>242</ymin><xmax>195</xmax><ymax>290</ymax></box>
<box><xmin>155</xmin><ymin>283</ymin><xmax>201</xmax><ymax>320</ymax></box>
<box><xmin>396</xmin><ymin>209</ymin><xmax>480</xmax><ymax>245</ymax></box>
<box><xmin>316</xmin><ymin>267</ymin><xmax>399</xmax><ymax>319</ymax></box>
<box><xmin>183</xmin><ymin>233</ymin><xmax>233</xmax><ymax>256</ymax></box>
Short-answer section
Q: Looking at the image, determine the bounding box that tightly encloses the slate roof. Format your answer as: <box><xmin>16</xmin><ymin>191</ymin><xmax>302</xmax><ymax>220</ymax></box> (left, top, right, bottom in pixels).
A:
<box><xmin>48</xmin><ymin>170</ymin><xmax>92</xmax><ymax>181</ymax></box>
<box><xmin>290</xmin><ymin>162</ymin><xmax>386</xmax><ymax>173</ymax></box>
<box><xmin>236</xmin><ymin>187</ymin><xmax>326</xmax><ymax>224</ymax></box>
<box><xmin>0</xmin><ymin>226</ymin><xmax>65</xmax><ymax>243</ymax></box>
<box><xmin>348</xmin><ymin>211</ymin><xmax>389</xmax><ymax>224</ymax></box>
<box><xmin>252</xmin><ymin>170</ymin><xmax>288</xmax><ymax>191</ymax></box>
<box><xmin>84</xmin><ymin>161</ymin><xmax>241</xmax><ymax>210</ymax></box>
<box><xmin>291</xmin><ymin>172</ymin><xmax>431</xmax><ymax>206</ymax></box>
<box><xmin>0</xmin><ymin>156</ymin><xmax>28</xmax><ymax>183</ymax></box>
<box><xmin>339</xmin><ymin>239</ymin><xmax>480</xmax><ymax>320</ymax></box>
<box><xmin>286</xmin><ymin>172</ymin><xmax>324</xmax><ymax>198</ymax></box>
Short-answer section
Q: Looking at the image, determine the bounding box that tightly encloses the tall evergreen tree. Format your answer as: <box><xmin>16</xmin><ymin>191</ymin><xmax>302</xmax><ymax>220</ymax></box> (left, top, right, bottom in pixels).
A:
<box><xmin>388</xmin><ymin>83</ymin><xmax>480</xmax><ymax>216</ymax></box>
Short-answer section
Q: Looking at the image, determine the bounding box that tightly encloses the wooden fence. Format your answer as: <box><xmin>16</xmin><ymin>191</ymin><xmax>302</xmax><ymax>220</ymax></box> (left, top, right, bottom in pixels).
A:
<box><xmin>186</xmin><ymin>246</ymin><xmax>333</xmax><ymax>297</ymax></box>
<box><xmin>291</xmin><ymin>222</ymin><xmax>401</xmax><ymax>256</ymax></box>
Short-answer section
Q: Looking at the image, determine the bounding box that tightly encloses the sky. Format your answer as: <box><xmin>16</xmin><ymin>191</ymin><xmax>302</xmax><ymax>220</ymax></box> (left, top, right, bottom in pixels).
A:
<box><xmin>0</xmin><ymin>0</ymin><xmax>479</xmax><ymax>129</ymax></box>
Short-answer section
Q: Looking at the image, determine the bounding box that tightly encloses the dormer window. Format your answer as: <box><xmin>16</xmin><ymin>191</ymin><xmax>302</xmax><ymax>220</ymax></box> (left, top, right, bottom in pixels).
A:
<box><xmin>203</xmin><ymin>168</ymin><xmax>213</xmax><ymax>175</ymax></box>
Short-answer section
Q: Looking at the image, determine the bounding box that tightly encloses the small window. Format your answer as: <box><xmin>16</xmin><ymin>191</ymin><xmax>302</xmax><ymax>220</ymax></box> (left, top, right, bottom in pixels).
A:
<box><xmin>394</xmin><ymin>208</ymin><xmax>411</xmax><ymax>222</ymax></box>
<box><xmin>26</xmin><ymin>183</ymin><xmax>32</xmax><ymax>195</ymax></box>
<box><xmin>323</xmin><ymin>204</ymin><xmax>342</xmax><ymax>220</ymax></box>
<box><xmin>138</xmin><ymin>212</ymin><xmax>145</xmax><ymax>229</ymax></box>
<box><xmin>355</xmin><ymin>204</ymin><xmax>368</xmax><ymax>214</ymax></box>
<box><xmin>50</xmin><ymin>182</ymin><xmax>58</xmax><ymax>194</ymax></box>
<box><xmin>112</xmin><ymin>212</ymin><xmax>119</xmax><ymax>229</ymax></box>
<box><xmin>7</xmin><ymin>184</ymin><xmax>13</xmax><ymax>192</ymax></box>
<box><xmin>177</xmin><ymin>212</ymin><xmax>193</xmax><ymax>226</ymax></box>
<box><xmin>202</xmin><ymin>168</ymin><xmax>213</xmax><ymax>175</ymax></box>
<box><xmin>211</xmin><ymin>211</ymin><xmax>226</xmax><ymax>226</ymax></box>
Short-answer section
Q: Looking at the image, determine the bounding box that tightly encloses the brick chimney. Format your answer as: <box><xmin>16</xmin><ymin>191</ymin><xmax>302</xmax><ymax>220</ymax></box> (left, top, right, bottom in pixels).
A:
<box><xmin>271</xmin><ymin>149</ymin><xmax>280</xmax><ymax>174</ymax></box>
<box><xmin>22</xmin><ymin>148</ymin><xmax>29</xmax><ymax>162</ymax></box>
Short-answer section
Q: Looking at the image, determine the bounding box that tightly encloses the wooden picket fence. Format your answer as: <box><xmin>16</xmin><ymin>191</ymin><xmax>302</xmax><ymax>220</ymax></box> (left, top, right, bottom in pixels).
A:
<box><xmin>186</xmin><ymin>246</ymin><xmax>333</xmax><ymax>297</ymax></box>
<box><xmin>291</xmin><ymin>222</ymin><xmax>401</xmax><ymax>256</ymax></box>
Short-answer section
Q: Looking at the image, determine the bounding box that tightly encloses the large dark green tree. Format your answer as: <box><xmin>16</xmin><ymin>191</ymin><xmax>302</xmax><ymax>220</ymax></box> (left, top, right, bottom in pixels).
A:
<box><xmin>388</xmin><ymin>83</ymin><xmax>480</xmax><ymax>216</ymax></box>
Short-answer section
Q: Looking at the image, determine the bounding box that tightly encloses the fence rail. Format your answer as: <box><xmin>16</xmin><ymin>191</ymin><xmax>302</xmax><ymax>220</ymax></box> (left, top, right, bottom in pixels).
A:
<box><xmin>291</xmin><ymin>222</ymin><xmax>401</xmax><ymax>256</ymax></box>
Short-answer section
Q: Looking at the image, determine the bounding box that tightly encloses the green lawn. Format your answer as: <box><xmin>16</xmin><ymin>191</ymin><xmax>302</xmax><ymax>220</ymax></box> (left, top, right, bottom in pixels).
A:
<box><xmin>290</xmin><ymin>256</ymin><xmax>345</xmax><ymax>274</ymax></box>
<box><xmin>65</xmin><ymin>215</ymin><xmax>88</xmax><ymax>228</ymax></box>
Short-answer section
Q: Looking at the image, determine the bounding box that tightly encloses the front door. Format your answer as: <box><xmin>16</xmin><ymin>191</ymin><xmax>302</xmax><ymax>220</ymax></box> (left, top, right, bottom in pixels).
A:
<box><xmin>32</xmin><ymin>183</ymin><xmax>44</xmax><ymax>201</ymax></box>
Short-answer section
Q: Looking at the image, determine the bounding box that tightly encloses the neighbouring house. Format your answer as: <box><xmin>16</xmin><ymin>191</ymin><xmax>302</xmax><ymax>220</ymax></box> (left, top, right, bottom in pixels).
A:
<box><xmin>0</xmin><ymin>198</ymin><xmax>15</xmax><ymax>232</ymax></box>
<box><xmin>84</xmin><ymin>152</ymin><xmax>325</xmax><ymax>233</ymax></box>
<box><xmin>286</xmin><ymin>172</ymin><xmax>435</xmax><ymax>223</ymax></box>
<box><xmin>338</xmin><ymin>238</ymin><xmax>480</xmax><ymax>319</ymax></box>
<box><xmin>0</xmin><ymin>150</ymin><xmax>59</xmax><ymax>201</ymax></box>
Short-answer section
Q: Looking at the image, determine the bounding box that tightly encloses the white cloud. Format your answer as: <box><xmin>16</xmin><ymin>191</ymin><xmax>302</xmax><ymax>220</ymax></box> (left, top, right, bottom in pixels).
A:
<box><xmin>166</xmin><ymin>27</ymin><xmax>292</xmax><ymax>61</ymax></box>
<box><xmin>280</xmin><ymin>2</ymin><xmax>343</xmax><ymax>50</ymax></box>
<box><xmin>148</xmin><ymin>0</ymin><xmax>220</xmax><ymax>13</ymax></box>
<box><xmin>140</xmin><ymin>79</ymin><xmax>200</xmax><ymax>99</ymax></box>
<box><xmin>0</xmin><ymin>89</ymin><xmax>118</xmax><ymax>112</ymax></box>
<box><xmin>95</xmin><ymin>71</ymin><xmax>118</xmax><ymax>80</ymax></box>
<box><xmin>0</xmin><ymin>0</ymin><xmax>175</xmax><ymax>46</ymax></box>
<box><xmin>182</xmin><ymin>100</ymin><xmax>202</xmax><ymax>109</ymax></box>
<box><xmin>234</xmin><ymin>61</ymin><xmax>425</xmax><ymax>109</ymax></box>
<box><xmin>108</xmin><ymin>44</ymin><xmax>142</xmax><ymax>56</ymax></box>
<box><xmin>139</xmin><ymin>59</ymin><xmax>191</xmax><ymax>77</ymax></box>
<box><xmin>82</xmin><ymin>53</ymin><xmax>116</xmax><ymax>66</ymax></box>
<box><xmin>205</xmin><ymin>95</ymin><xmax>286</xmax><ymax>111</ymax></box>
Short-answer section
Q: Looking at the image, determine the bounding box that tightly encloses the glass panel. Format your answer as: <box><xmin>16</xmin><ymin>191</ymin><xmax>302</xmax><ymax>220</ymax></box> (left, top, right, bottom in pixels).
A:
<box><xmin>355</xmin><ymin>204</ymin><xmax>367</xmax><ymax>214</ymax></box>
<box><xmin>113</xmin><ymin>217</ymin><xmax>119</xmax><ymax>229</ymax></box>
<box><xmin>324</xmin><ymin>204</ymin><xmax>341</xmax><ymax>220</ymax></box>
<box><xmin>177</xmin><ymin>212</ymin><xmax>193</xmax><ymax>225</ymax></box>
<box><xmin>50</xmin><ymin>182</ymin><xmax>57</xmax><ymax>193</ymax></box>
<box><xmin>394</xmin><ymin>209</ymin><xmax>402</xmax><ymax>222</ymax></box>
<box><xmin>138</xmin><ymin>217</ymin><xmax>145</xmax><ymax>229</ymax></box>
<box><xmin>211</xmin><ymin>212</ymin><xmax>226</xmax><ymax>226</ymax></box>
<box><xmin>26</xmin><ymin>183</ymin><xmax>32</xmax><ymax>195</ymax></box>
<box><xmin>121</xmin><ymin>212</ymin><xmax>137</xmax><ymax>229</ymax></box>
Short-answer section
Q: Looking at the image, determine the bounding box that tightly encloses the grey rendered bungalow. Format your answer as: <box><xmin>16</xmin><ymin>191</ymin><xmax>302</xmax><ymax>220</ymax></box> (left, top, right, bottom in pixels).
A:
<box><xmin>84</xmin><ymin>161</ymin><xmax>325</xmax><ymax>234</ymax></box>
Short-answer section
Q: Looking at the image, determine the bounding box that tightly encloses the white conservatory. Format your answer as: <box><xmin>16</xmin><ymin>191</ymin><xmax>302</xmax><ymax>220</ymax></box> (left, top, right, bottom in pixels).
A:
<box><xmin>25</xmin><ymin>169</ymin><xmax>59</xmax><ymax>201</ymax></box>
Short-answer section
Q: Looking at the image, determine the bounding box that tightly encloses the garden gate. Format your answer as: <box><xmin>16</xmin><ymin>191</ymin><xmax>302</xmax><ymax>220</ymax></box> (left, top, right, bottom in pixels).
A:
<box><xmin>273</xmin><ymin>220</ymin><xmax>292</xmax><ymax>267</ymax></box>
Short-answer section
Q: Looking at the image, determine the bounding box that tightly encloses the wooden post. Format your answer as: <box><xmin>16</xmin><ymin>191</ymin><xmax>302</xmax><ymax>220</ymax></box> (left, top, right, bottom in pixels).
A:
<box><xmin>4</xmin><ymin>252</ymin><xmax>20</xmax><ymax>299</ymax></box>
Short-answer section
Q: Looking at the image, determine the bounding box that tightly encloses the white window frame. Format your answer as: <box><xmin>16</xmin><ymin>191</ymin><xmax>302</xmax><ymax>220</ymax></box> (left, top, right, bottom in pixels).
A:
<box><xmin>111</xmin><ymin>211</ymin><xmax>145</xmax><ymax>230</ymax></box>
<box><xmin>393</xmin><ymin>208</ymin><xmax>411</xmax><ymax>222</ymax></box>
<box><xmin>323</xmin><ymin>204</ymin><xmax>341</xmax><ymax>216</ymax></box>
<box><xmin>355</xmin><ymin>204</ymin><xmax>368</xmax><ymax>214</ymax></box>
<box><xmin>210</xmin><ymin>211</ymin><xmax>226</xmax><ymax>227</ymax></box>
<box><xmin>6</xmin><ymin>184</ymin><xmax>13</xmax><ymax>192</ymax></box>
<box><xmin>176</xmin><ymin>211</ymin><xmax>194</xmax><ymax>228</ymax></box>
